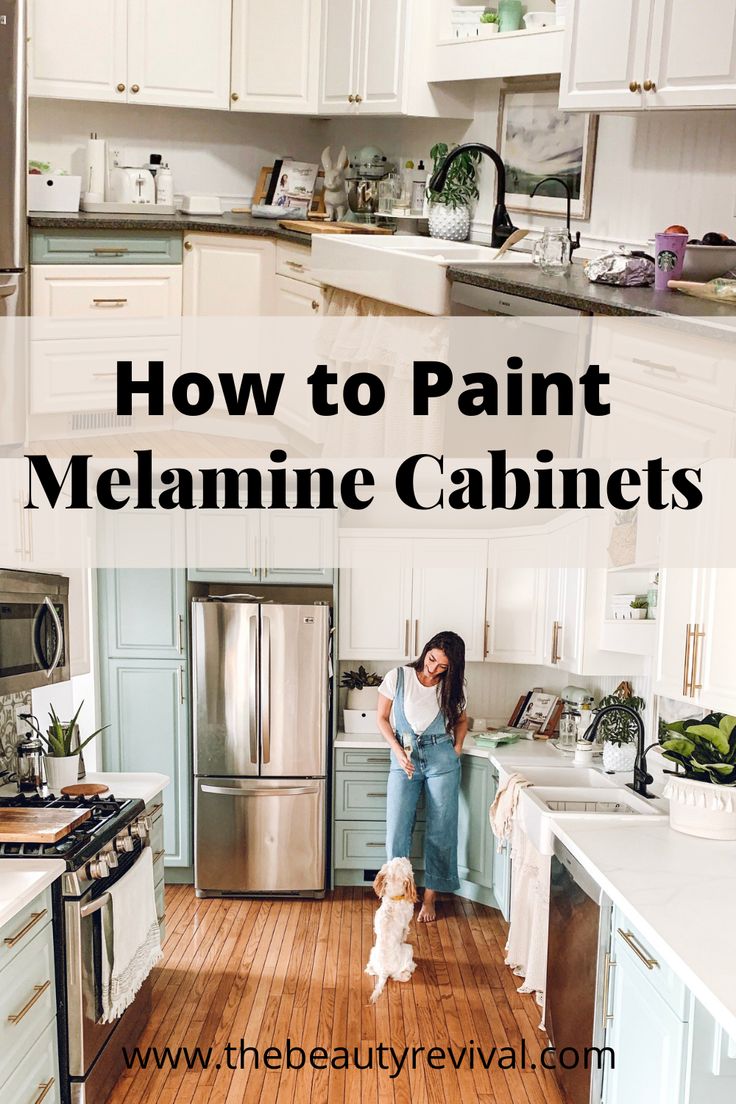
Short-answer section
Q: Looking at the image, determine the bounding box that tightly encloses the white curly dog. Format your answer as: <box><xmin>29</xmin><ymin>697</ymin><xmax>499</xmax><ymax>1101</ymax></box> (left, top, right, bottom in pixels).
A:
<box><xmin>365</xmin><ymin>856</ymin><xmax>418</xmax><ymax>1004</ymax></box>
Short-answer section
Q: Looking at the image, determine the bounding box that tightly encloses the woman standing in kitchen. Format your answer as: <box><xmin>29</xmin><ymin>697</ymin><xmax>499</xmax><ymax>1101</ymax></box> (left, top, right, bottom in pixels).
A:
<box><xmin>377</xmin><ymin>631</ymin><xmax>468</xmax><ymax>922</ymax></box>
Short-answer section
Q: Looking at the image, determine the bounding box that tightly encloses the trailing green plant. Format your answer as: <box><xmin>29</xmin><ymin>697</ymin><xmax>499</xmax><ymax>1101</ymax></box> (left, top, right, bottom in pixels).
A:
<box><xmin>26</xmin><ymin>702</ymin><xmax>108</xmax><ymax>758</ymax></box>
<box><xmin>597</xmin><ymin>683</ymin><xmax>646</xmax><ymax>746</ymax></box>
<box><xmin>630</xmin><ymin>596</ymin><xmax>649</xmax><ymax>610</ymax></box>
<box><xmin>480</xmin><ymin>10</ymin><xmax>499</xmax><ymax>23</ymax></box>
<box><xmin>340</xmin><ymin>666</ymin><xmax>381</xmax><ymax>691</ymax></box>
<box><xmin>427</xmin><ymin>142</ymin><xmax>481</xmax><ymax>211</ymax></box>
<box><xmin>660</xmin><ymin>712</ymin><xmax>736</xmax><ymax>786</ymax></box>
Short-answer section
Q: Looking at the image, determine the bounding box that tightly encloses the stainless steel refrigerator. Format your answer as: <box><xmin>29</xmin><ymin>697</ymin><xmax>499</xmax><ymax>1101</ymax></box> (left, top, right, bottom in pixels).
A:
<box><xmin>193</xmin><ymin>598</ymin><xmax>330</xmax><ymax>897</ymax></box>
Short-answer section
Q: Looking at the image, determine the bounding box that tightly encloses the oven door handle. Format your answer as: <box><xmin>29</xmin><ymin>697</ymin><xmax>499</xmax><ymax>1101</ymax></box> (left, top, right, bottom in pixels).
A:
<box><xmin>42</xmin><ymin>597</ymin><xmax>64</xmax><ymax>678</ymax></box>
<box><xmin>80</xmin><ymin>892</ymin><xmax>111</xmax><ymax>919</ymax></box>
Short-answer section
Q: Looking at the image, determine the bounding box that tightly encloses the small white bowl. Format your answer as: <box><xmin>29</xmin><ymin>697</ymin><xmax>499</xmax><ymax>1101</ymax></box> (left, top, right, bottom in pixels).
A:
<box><xmin>681</xmin><ymin>244</ymin><xmax>736</xmax><ymax>282</ymax></box>
<box><xmin>523</xmin><ymin>11</ymin><xmax>553</xmax><ymax>29</ymax></box>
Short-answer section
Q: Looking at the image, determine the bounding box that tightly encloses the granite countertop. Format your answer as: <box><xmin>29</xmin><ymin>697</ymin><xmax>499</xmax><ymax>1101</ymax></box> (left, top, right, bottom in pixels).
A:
<box><xmin>28</xmin><ymin>209</ymin><xmax>314</xmax><ymax>247</ymax></box>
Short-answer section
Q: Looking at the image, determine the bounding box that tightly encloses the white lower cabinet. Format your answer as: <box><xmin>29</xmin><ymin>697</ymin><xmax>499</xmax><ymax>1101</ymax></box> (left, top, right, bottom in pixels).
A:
<box><xmin>274</xmin><ymin>275</ymin><xmax>324</xmax><ymax>316</ymax></box>
<box><xmin>182</xmin><ymin>234</ymin><xmax>275</xmax><ymax>315</ymax></box>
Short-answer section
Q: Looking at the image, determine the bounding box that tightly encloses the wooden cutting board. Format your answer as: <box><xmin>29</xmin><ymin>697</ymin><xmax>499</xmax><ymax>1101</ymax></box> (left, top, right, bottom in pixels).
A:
<box><xmin>0</xmin><ymin>807</ymin><xmax>91</xmax><ymax>843</ymax></box>
<box><xmin>278</xmin><ymin>219</ymin><xmax>394</xmax><ymax>236</ymax></box>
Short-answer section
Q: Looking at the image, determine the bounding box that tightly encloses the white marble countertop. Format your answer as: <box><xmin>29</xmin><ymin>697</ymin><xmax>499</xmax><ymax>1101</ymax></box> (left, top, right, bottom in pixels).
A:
<box><xmin>83</xmin><ymin>772</ymin><xmax>170</xmax><ymax>805</ymax></box>
<box><xmin>0</xmin><ymin>860</ymin><xmax>65</xmax><ymax>930</ymax></box>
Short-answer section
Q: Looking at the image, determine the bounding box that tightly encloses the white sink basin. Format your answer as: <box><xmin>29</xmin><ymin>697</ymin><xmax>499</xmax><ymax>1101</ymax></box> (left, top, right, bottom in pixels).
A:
<box><xmin>519</xmin><ymin>785</ymin><xmax>666</xmax><ymax>855</ymax></box>
<box><xmin>518</xmin><ymin>767</ymin><xmax>618</xmax><ymax>789</ymax></box>
<box><xmin>311</xmin><ymin>233</ymin><xmax>534</xmax><ymax>315</ymax></box>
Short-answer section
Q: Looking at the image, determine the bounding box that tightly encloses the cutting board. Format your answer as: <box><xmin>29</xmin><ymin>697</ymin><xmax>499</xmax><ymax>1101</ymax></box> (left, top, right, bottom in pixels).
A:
<box><xmin>0</xmin><ymin>807</ymin><xmax>91</xmax><ymax>843</ymax></box>
<box><xmin>278</xmin><ymin>220</ymin><xmax>393</xmax><ymax>236</ymax></box>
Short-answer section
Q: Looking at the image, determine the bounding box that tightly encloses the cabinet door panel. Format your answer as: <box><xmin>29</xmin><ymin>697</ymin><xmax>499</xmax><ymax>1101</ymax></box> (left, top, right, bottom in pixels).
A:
<box><xmin>698</xmin><ymin>568</ymin><xmax>736</xmax><ymax>714</ymax></box>
<box><xmin>186</xmin><ymin>511</ymin><xmax>260</xmax><ymax>583</ymax></box>
<box><xmin>339</xmin><ymin>538</ymin><xmax>412</xmax><ymax>660</ymax></box>
<box><xmin>105</xmin><ymin>659</ymin><xmax>190</xmax><ymax>865</ymax></box>
<box><xmin>274</xmin><ymin>275</ymin><xmax>324</xmax><ymax>317</ymax></box>
<box><xmin>127</xmin><ymin>0</ymin><xmax>231</xmax><ymax>110</ymax></box>
<box><xmin>654</xmin><ymin>568</ymin><xmax>701</xmax><ymax>701</ymax></box>
<box><xmin>262</xmin><ymin>511</ymin><xmax>333</xmax><ymax>583</ymax></box>
<box><xmin>457</xmin><ymin>756</ymin><xmax>491</xmax><ymax>887</ymax></box>
<box><xmin>650</xmin><ymin>0</ymin><xmax>736</xmax><ymax>108</ymax></box>
<box><xmin>359</xmin><ymin>0</ymin><xmax>406</xmax><ymax>112</ymax></box>
<box><xmin>559</xmin><ymin>0</ymin><xmax>652</xmax><ymax>111</ymax></box>
<box><xmin>320</xmin><ymin>0</ymin><xmax>361</xmax><ymax>112</ymax></box>
<box><xmin>232</xmin><ymin>0</ymin><xmax>319</xmax><ymax>112</ymax></box>
<box><xmin>29</xmin><ymin>0</ymin><xmax>127</xmax><ymax>103</ymax></box>
<box><xmin>99</xmin><ymin>568</ymin><xmax>186</xmax><ymax>658</ymax></box>
<box><xmin>411</xmin><ymin>539</ymin><xmax>487</xmax><ymax>662</ymax></box>
<box><xmin>486</xmin><ymin>537</ymin><xmax>545</xmax><ymax>664</ymax></box>
<box><xmin>182</xmin><ymin>234</ymin><xmax>275</xmax><ymax>316</ymax></box>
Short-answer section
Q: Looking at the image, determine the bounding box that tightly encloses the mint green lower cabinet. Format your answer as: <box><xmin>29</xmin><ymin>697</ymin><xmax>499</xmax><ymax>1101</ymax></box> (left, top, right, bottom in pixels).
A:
<box><xmin>103</xmin><ymin>659</ymin><xmax>191</xmax><ymax>867</ymax></box>
<box><xmin>456</xmin><ymin>755</ymin><xmax>495</xmax><ymax>906</ymax></box>
<box><xmin>489</xmin><ymin>769</ymin><xmax>511</xmax><ymax>921</ymax></box>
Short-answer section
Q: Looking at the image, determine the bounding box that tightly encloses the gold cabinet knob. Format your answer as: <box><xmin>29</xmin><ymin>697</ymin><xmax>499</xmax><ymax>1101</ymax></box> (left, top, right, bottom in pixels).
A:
<box><xmin>355</xmin><ymin>94</ymin><xmax>363</xmax><ymax>103</ymax></box>
<box><xmin>311</xmin><ymin>300</ymin><xmax>320</xmax><ymax>312</ymax></box>
<box><xmin>629</xmin><ymin>81</ymin><xmax>642</xmax><ymax>93</ymax></box>
<box><xmin>117</xmin><ymin>83</ymin><xmax>126</xmax><ymax>93</ymax></box>
<box><xmin>231</xmin><ymin>92</ymin><xmax>239</xmax><ymax>101</ymax></box>
<box><xmin>348</xmin><ymin>94</ymin><xmax>355</xmax><ymax>103</ymax></box>
<box><xmin>643</xmin><ymin>79</ymin><xmax>656</xmax><ymax>92</ymax></box>
<box><xmin>184</xmin><ymin>240</ymin><xmax>193</xmax><ymax>252</ymax></box>
<box><xmin>131</xmin><ymin>84</ymin><xmax>140</xmax><ymax>93</ymax></box>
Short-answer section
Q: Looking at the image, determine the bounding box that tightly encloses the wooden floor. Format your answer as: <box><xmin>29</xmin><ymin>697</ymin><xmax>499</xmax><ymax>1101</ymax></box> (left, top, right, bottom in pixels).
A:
<box><xmin>108</xmin><ymin>886</ymin><xmax>566</xmax><ymax>1104</ymax></box>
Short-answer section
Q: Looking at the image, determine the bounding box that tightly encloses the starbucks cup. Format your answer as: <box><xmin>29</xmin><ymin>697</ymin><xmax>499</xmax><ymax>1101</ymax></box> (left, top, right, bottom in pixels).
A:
<box><xmin>654</xmin><ymin>232</ymin><xmax>688</xmax><ymax>290</ymax></box>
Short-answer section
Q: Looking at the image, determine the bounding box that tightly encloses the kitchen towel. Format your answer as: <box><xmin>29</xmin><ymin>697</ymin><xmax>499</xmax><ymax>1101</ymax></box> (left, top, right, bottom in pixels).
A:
<box><xmin>100</xmin><ymin>846</ymin><xmax>162</xmax><ymax>1023</ymax></box>
<box><xmin>504</xmin><ymin>814</ymin><xmax>550</xmax><ymax>1017</ymax></box>
<box><xmin>488</xmin><ymin>772</ymin><xmax>531</xmax><ymax>851</ymax></box>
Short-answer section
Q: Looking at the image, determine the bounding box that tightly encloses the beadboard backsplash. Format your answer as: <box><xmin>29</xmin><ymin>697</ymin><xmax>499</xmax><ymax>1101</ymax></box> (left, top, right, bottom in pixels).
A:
<box><xmin>0</xmin><ymin>691</ymin><xmax>31</xmax><ymax>778</ymax></box>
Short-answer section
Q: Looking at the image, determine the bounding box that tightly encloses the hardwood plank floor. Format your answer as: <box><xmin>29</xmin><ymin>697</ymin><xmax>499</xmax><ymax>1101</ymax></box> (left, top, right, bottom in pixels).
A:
<box><xmin>107</xmin><ymin>887</ymin><xmax>567</xmax><ymax>1104</ymax></box>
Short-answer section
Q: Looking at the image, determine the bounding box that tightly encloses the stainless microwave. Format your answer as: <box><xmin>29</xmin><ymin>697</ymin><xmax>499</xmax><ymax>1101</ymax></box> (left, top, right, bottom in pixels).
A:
<box><xmin>0</xmin><ymin>569</ymin><xmax>70</xmax><ymax>694</ymax></box>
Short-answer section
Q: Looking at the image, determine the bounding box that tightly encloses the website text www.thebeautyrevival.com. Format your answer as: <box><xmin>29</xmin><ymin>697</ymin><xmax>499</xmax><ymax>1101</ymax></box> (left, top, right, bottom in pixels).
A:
<box><xmin>120</xmin><ymin>1037</ymin><xmax>615</xmax><ymax>1079</ymax></box>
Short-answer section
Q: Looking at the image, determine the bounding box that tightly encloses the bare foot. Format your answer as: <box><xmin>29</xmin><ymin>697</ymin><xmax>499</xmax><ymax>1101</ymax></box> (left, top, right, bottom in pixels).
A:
<box><xmin>417</xmin><ymin>890</ymin><xmax>437</xmax><ymax>922</ymax></box>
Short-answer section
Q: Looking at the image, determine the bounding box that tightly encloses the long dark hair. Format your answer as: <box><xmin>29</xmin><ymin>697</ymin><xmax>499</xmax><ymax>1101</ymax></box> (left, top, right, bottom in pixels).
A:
<box><xmin>411</xmin><ymin>631</ymin><xmax>466</xmax><ymax>731</ymax></box>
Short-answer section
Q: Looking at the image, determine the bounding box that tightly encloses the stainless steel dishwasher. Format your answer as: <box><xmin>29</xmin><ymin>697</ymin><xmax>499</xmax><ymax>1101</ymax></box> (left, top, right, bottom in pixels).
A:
<box><xmin>546</xmin><ymin>838</ymin><xmax>612</xmax><ymax>1104</ymax></box>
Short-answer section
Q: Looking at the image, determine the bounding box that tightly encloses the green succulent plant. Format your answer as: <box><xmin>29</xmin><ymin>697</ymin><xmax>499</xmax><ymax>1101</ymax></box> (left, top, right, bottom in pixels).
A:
<box><xmin>660</xmin><ymin>712</ymin><xmax>736</xmax><ymax>786</ymax></box>
<box><xmin>480</xmin><ymin>10</ymin><xmax>499</xmax><ymax>22</ymax></box>
<box><xmin>340</xmin><ymin>666</ymin><xmax>381</xmax><ymax>691</ymax></box>
<box><xmin>427</xmin><ymin>142</ymin><xmax>481</xmax><ymax>211</ymax></box>
<box><xmin>630</xmin><ymin>596</ymin><xmax>649</xmax><ymax>609</ymax></box>
<box><xmin>26</xmin><ymin>702</ymin><xmax>108</xmax><ymax>758</ymax></box>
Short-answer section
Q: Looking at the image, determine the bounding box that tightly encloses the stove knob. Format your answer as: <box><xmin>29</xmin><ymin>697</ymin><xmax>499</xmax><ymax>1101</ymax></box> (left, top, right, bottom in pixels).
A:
<box><xmin>87</xmin><ymin>858</ymin><xmax>110</xmax><ymax>880</ymax></box>
<box><xmin>130</xmin><ymin>818</ymin><xmax>150</xmax><ymax>839</ymax></box>
<box><xmin>104</xmin><ymin>847</ymin><xmax>119</xmax><ymax>869</ymax></box>
<box><xmin>115</xmin><ymin>834</ymin><xmax>135</xmax><ymax>854</ymax></box>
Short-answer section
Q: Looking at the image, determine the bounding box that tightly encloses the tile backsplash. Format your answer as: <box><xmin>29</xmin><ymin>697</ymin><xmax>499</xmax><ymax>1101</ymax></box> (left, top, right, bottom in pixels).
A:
<box><xmin>0</xmin><ymin>691</ymin><xmax>31</xmax><ymax>777</ymax></box>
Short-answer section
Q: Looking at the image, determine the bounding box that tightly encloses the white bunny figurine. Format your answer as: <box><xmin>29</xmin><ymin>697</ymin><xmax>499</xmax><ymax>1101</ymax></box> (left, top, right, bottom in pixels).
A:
<box><xmin>322</xmin><ymin>145</ymin><xmax>349</xmax><ymax>222</ymax></box>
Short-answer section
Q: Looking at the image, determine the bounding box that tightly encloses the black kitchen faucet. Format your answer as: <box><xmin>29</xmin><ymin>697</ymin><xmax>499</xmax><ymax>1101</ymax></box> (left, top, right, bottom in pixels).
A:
<box><xmin>583</xmin><ymin>703</ymin><xmax>658</xmax><ymax>799</ymax></box>
<box><xmin>427</xmin><ymin>142</ymin><xmax>518</xmax><ymax>249</ymax></box>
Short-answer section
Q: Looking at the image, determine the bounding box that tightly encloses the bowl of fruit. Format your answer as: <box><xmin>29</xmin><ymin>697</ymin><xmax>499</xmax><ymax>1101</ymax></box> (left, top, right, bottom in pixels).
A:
<box><xmin>669</xmin><ymin>226</ymin><xmax>736</xmax><ymax>281</ymax></box>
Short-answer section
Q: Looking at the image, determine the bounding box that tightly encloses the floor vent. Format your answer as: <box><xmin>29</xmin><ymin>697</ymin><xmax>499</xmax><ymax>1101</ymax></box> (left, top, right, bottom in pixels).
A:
<box><xmin>70</xmin><ymin>412</ymin><xmax>133</xmax><ymax>432</ymax></box>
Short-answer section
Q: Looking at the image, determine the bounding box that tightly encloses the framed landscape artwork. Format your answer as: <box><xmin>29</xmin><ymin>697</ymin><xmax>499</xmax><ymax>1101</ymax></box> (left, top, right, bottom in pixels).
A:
<box><xmin>497</xmin><ymin>79</ymin><xmax>598</xmax><ymax>220</ymax></box>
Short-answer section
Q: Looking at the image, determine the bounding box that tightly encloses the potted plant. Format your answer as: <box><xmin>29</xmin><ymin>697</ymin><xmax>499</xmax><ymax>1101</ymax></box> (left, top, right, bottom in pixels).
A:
<box><xmin>340</xmin><ymin>666</ymin><xmax>382</xmax><ymax>711</ymax></box>
<box><xmin>660</xmin><ymin>712</ymin><xmax>736</xmax><ymax>839</ymax></box>
<box><xmin>629</xmin><ymin>596</ymin><xmax>649</xmax><ymax>620</ymax></box>
<box><xmin>426</xmin><ymin>142</ymin><xmax>481</xmax><ymax>242</ymax></box>
<box><xmin>479</xmin><ymin>10</ymin><xmax>499</xmax><ymax>37</ymax></box>
<box><xmin>26</xmin><ymin>702</ymin><xmax>107</xmax><ymax>793</ymax></box>
<box><xmin>598</xmin><ymin>682</ymin><xmax>646</xmax><ymax>772</ymax></box>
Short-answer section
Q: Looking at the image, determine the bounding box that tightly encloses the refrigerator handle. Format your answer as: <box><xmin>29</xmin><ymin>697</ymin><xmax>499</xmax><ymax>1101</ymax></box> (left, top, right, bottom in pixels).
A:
<box><xmin>261</xmin><ymin>613</ymin><xmax>271</xmax><ymax>764</ymax></box>
<box><xmin>249</xmin><ymin>614</ymin><xmax>258</xmax><ymax>765</ymax></box>
<box><xmin>201</xmin><ymin>784</ymin><xmax>318</xmax><ymax>797</ymax></box>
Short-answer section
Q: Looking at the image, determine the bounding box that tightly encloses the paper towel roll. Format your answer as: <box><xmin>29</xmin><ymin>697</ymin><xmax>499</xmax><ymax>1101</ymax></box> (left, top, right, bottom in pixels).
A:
<box><xmin>84</xmin><ymin>137</ymin><xmax>107</xmax><ymax>201</ymax></box>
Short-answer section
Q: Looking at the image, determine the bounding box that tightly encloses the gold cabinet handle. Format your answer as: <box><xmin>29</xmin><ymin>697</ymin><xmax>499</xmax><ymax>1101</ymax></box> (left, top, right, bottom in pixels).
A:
<box><xmin>691</xmin><ymin>624</ymin><xmax>705</xmax><ymax>694</ymax></box>
<box><xmin>364</xmin><ymin>757</ymin><xmax>388</xmax><ymax>764</ymax></box>
<box><xmin>483</xmin><ymin>620</ymin><xmax>490</xmax><ymax>659</ymax></box>
<box><xmin>148</xmin><ymin>802</ymin><xmax>164</xmax><ymax>816</ymax></box>
<box><xmin>93</xmin><ymin>246</ymin><xmax>129</xmax><ymax>255</ymax></box>
<box><xmin>629</xmin><ymin>81</ymin><xmax>642</xmax><ymax>93</ymax></box>
<box><xmin>8</xmin><ymin>980</ymin><xmax>51</xmax><ymax>1024</ymax></box>
<box><xmin>117</xmin><ymin>82</ymin><xmax>126</xmax><ymax>93</ymax></box>
<box><xmin>184</xmin><ymin>240</ymin><xmax>193</xmax><ymax>252</ymax></box>
<box><xmin>617</xmin><ymin>928</ymin><xmax>658</xmax><ymax>971</ymax></box>
<box><xmin>643</xmin><ymin>79</ymin><xmax>656</xmax><ymax>92</ymax></box>
<box><xmin>92</xmin><ymin>298</ymin><xmax>128</xmax><ymax>307</ymax></box>
<box><xmin>682</xmin><ymin>623</ymin><xmax>693</xmax><ymax>696</ymax></box>
<box><xmin>33</xmin><ymin>1079</ymin><xmax>55</xmax><ymax>1104</ymax></box>
<box><xmin>178</xmin><ymin>613</ymin><xmax>185</xmax><ymax>654</ymax></box>
<box><xmin>366</xmin><ymin>842</ymin><xmax>384</xmax><ymax>848</ymax></box>
<box><xmin>178</xmin><ymin>666</ymin><xmax>185</xmax><ymax>705</ymax></box>
<box><xmin>131</xmin><ymin>84</ymin><xmax>140</xmax><ymax>94</ymax></box>
<box><xmin>4</xmin><ymin>909</ymin><xmax>47</xmax><ymax>948</ymax></box>
<box><xmin>404</xmin><ymin>619</ymin><xmax>410</xmax><ymax>655</ymax></box>
<box><xmin>366</xmin><ymin>792</ymin><xmax>387</xmax><ymax>798</ymax></box>
<box><xmin>153</xmin><ymin>849</ymin><xmax>166</xmax><ymax>863</ymax></box>
<box><xmin>414</xmin><ymin>620</ymin><xmax>420</xmax><ymax>657</ymax></box>
<box><xmin>231</xmin><ymin>92</ymin><xmax>239</xmax><ymax>102</ymax></box>
<box><xmin>601</xmin><ymin>951</ymin><xmax>615</xmax><ymax>1027</ymax></box>
<box><xmin>285</xmin><ymin>260</ymin><xmax>305</xmax><ymax>272</ymax></box>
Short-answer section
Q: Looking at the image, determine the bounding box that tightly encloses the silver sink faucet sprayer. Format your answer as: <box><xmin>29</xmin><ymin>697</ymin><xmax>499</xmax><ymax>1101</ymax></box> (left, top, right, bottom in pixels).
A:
<box><xmin>530</xmin><ymin>175</ymin><xmax>582</xmax><ymax>261</ymax></box>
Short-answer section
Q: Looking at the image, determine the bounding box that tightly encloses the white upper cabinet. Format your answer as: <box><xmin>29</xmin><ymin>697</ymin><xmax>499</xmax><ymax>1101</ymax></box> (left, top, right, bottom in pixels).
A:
<box><xmin>28</xmin><ymin>0</ymin><xmax>127</xmax><ymax>103</ymax></box>
<box><xmin>359</xmin><ymin>0</ymin><xmax>407</xmax><ymax>113</ymax></box>
<box><xmin>127</xmin><ymin>0</ymin><xmax>231</xmax><ymax>110</ymax></box>
<box><xmin>561</xmin><ymin>0</ymin><xmax>736</xmax><ymax>111</ymax></box>
<box><xmin>231</xmin><ymin>0</ymin><xmax>321</xmax><ymax>113</ymax></box>
<box><xmin>320</xmin><ymin>0</ymin><xmax>374</xmax><ymax>113</ymax></box>
<box><xmin>29</xmin><ymin>0</ymin><xmax>231</xmax><ymax>108</ymax></box>
<box><xmin>485</xmin><ymin>535</ymin><xmax>546</xmax><ymax>665</ymax></box>
<box><xmin>411</xmin><ymin>539</ymin><xmax>488</xmax><ymax>662</ymax></box>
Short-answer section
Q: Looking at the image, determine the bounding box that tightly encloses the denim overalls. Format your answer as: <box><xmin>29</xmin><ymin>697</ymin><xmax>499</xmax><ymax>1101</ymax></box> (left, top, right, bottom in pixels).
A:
<box><xmin>385</xmin><ymin>666</ymin><xmax>461</xmax><ymax>893</ymax></box>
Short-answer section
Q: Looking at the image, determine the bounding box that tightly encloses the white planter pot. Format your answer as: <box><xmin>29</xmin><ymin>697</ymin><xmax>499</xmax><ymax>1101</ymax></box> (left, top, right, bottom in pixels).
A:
<box><xmin>346</xmin><ymin>686</ymin><xmax>380</xmax><ymax>711</ymax></box>
<box><xmin>428</xmin><ymin>203</ymin><xmax>471</xmax><ymax>242</ymax></box>
<box><xmin>44</xmin><ymin>753</ymin><xmax>80</xmax><ymax>793</ymax></box>
<box><xmin>602</xmin><ymin>740</ymin><xmax>637</xmax><ymax>773</ymax></box>
<box><xmin>478</xmin><ymin>23</ymin><xmax>499</xmax><ymax>37</ymax></box>
<box><xmin>629</xmin><ymin>608</ymin><xmax>647</xmax><ymax>619</ymax></box>
<box><xmin>664</xmin><ymin>775</ymin><xmax>736</xmax><ymax>840</ymax></box>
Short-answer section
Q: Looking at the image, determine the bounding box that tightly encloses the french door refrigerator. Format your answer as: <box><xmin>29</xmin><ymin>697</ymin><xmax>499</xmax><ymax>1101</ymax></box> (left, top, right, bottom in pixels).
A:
<box><xmin>193</xmin><ymin>599</ymin><xmax>330</xmax><ymax>897</ymax></box>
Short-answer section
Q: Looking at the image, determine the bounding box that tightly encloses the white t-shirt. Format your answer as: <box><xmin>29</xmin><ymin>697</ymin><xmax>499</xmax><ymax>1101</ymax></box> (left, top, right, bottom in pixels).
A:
<box><xmin>378</xmin><ymin>666</ymin><xmax>443</xmax><ymax>735</ymax></box>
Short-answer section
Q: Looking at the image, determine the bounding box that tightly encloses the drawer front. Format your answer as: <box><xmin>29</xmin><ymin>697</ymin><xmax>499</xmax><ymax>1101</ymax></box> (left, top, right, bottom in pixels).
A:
<box><xmin>334</xmin><ymin>772</ymin><xmax>425</xmax><ymax>821</ymax></box>
<box><xmin>0</xmin><ymin>1015</ymin><xmax>60</xmax><ymax>1104</ymax></box>
<box><xmin>334</xmin><ymin>821</ymin><xmax>425</xmax><ymax>869</ymax></box>
<box><xmin>276</xmin><ymin>241</ymin><xmax>319</xmax><ymax>285</ymax></box>
<box><xmin>31</xmin><ymin>230</ymin><xmax>183</xmax><ymax>265</ymax></box>
<box><xmin>31</xmin><ymin>265</ymin><xmax>183</xmax><ymax>321</ymax></box>
<box><xmin>30</xmin><ymin>333</ymin><xmax>181</xmax><ymax>415</ymax></box>
<box><xmin>0</xmin><ymin>926</ymin><xmax>57</xmax><ymax>1087</ymax></box>
<box><xmin>155</xmin><ymin>877</ymin><xmax>165</xmax><ymax>929</ymax></box>
<box><xmin>0</xmin><ymin>887</ymin><xmax>52</xmax><ymax>973</ymax></box>
<box><xmin>335</xmin><ymin>747</ymin><xmax>391</xmax><ymax>772</ymax></box>
<box><xmin>612</xmin><ymin>909</ymin><xmax>689</xmax><ymax>1021</ymax></box>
